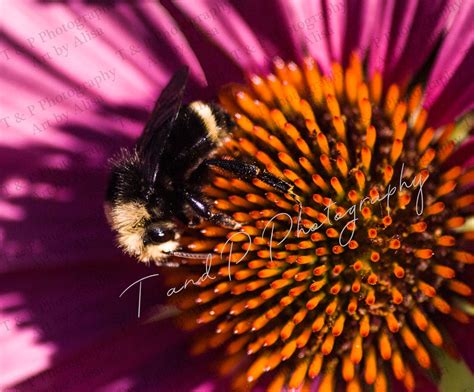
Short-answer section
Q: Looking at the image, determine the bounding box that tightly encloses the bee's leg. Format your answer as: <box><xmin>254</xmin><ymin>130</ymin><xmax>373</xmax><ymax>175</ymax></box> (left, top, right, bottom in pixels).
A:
<box><xmin>204</xmin><ymin>158</ymin><xmax>301</xmax><ymax>208</ymax></box>
<box><xmin>183</xmin><ymin>190</ymin><xmax>241</xmax><ymax>229</ymax></box>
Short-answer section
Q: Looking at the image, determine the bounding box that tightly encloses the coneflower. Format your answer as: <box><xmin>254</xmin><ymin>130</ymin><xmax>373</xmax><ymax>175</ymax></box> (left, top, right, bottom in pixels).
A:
<box><xmin>168</xmin><ymin>55</ymin><xmax>473</xmax><ymax>391</ymax></box>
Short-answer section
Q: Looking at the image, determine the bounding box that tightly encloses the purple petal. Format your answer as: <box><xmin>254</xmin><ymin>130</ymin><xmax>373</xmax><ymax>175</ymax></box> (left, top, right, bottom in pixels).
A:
<box><xmin>0</xmin><ymin>262</ymin><xmax>169</xmax><ymax>389</ymax></box>
<box><xmin>277</xmin><ymin>0</ymin><xmax>332</xmax><ymax>73</ymax></box>
<box><xmin>173</xmin><ymin>0</ymin><xmax>271</xmax><ymax>74</ymax></box>
<box><xmin>424</xmin><ymin>0</ymin><xmax>474</xmax><ymax>125</ymax></box>
<box><xmin>229</xmin><ymin>0</ymin><xmax>298</xmax><ymax>63</ymax></box>
<box><xmin>386</xmin><ymin>0</ymin><xmax>458</xmax><ymax>88</ymax></box>
<box><xmin>367</xmin><ymin>0</ymin><xmax>396</xmax><ymax>77</ymax></box>
<box><xmin>343</xmin><ymin>0</ymin><xmax>379</xmax><ymax>64</ymax></box>
<box><xmin>323</xmin><ymin>0</ymin><xmax>347</xmax><ymax>63</ymax></box>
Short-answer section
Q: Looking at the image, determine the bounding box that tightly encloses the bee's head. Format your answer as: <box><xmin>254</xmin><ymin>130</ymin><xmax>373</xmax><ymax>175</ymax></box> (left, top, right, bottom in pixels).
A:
<box><xmin>105</xmin><ymin>150</ymin><xmax>180</xmax><ymax>264</ymax></box>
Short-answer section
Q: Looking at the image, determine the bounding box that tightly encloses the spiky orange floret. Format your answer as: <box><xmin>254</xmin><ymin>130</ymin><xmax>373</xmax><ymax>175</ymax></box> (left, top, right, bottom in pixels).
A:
<box><xmin>168</xmin><ymin>55</ymin><xmax>474</xmax><ymax>391</ymax></box>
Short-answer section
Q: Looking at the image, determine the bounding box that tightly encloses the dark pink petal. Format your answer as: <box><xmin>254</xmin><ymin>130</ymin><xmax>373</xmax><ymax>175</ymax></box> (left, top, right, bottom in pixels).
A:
<box><xmin>0</xmin><ymin>262</ymin><xmax>168</xmax><ymax>389</ymax></box>
<box><xmin>277</xmin><ymin>0</ymin><xmax>332</xmax><ymax>73</ymax></box>
<box><xmin>425</xmin><ymin>0</ymin><xmax>474</xmax><ymax>125</ymax></box>
<box><xmin>343</xmin><ymin>0</ymin><xmax>379</xmax><ymax>64</ymax></box>
<box><xmin>173</xmin><ymin>0</ymin><xmax>271</xmax><ymax>74</ymax></box>
<box><xmin>323</xmin><ymin>0</ymin><xmax>346</xmax><ymax>63</ymax></box>
<box><xmin>382</xmin><ymin>0</ymin><xmax>418</xmax><ymax>78</ymax></box>
<box><xmin>229</xmin><ymin>0</ymin><xmax>298</xmax><ymax>63</ymax></box>
<box><xmin>424</xmin><ymin>0</ymin><xmax>473</xmax><ymax>107</ymax></box>
<box><xmin>367</xmin><ymin>0</ymin><xmax>396</xmax><ymax>77</ymax></box>
<box><xmin>385</xmin><ymin>0</ymin><xmax>458</xmax><ymax>88</ymax></box>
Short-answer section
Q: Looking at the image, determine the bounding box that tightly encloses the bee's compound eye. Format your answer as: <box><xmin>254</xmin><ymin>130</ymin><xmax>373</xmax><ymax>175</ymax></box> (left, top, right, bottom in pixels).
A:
<box><xmin>144</xmin><ymin>225</ymin><xmax>174</xmax><ymax>245</ymax></box>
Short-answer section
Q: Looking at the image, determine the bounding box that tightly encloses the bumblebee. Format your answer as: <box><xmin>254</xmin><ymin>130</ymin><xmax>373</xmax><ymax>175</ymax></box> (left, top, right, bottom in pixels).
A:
<box><xmin>105</xmin><ymin>67</ymin><xmax>297</xmax><ymax>265</ymax></box>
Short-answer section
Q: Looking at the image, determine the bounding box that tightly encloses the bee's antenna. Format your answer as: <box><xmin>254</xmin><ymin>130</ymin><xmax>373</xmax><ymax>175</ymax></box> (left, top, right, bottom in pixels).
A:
<box><xmin>171</xmin><ymin>251</ymin><xmax>210</xmax><ymax>260</ymax></box>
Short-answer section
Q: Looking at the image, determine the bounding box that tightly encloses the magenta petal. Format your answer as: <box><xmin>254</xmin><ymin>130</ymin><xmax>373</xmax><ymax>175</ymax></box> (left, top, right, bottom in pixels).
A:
<box><xmin>0</xmin><ymin>262</ymin><xmax>164</xmax><ymax>389</ymax></box>
<box><xmin>343</xmin><ymin>0</ymin><xmax>379</xmax><ymax>64</ymax></box>
<box><xmin>424</xmin><ymin>1</ymin><xmax>474</xmax><ymax>125</ymax></box>
<box><xmin>277</xmin><ymin>0</ymin><xmax>331</xmax><ymax>73</ymax></box>
<box><xmin>173</xmin><ymin>0</ymin><xmax>271</xmax><ymax>74</ymax></box>
<box><xmin>382</xmin><ymin>0</ymin><xmax>418</xmax><ymax>79</ymax></box>
<box><xmin>367</xmin><ymin>0</ymin><xmax>395</xmax><ymax>77</ymax></box>
<box><xmin>424</xmin><ymin>0</ymin><xmax>473</xmax><ymax>107</ymax></box>
<box><xmin>229</xmin><ymin>0</ymin><xmax>298</xmax><ymax>63</ymax></box>
<box><xmin>386</xmin><ymin>0</ymin><xmax>457</xmax><ymax>88</ymax></box>
<box><xmin>426</xmin><ymin>54</ymin><xmax>474</xmax><ymax>127</ymax></box>
<box><xmin>323</xmin><ymin>0</ymin><xmax>346</xmax><ymax>63</ymax></box>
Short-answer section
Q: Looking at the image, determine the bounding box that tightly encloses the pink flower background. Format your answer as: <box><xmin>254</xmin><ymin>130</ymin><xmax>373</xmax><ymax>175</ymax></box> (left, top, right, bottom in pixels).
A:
<box><xmin>0</xmin><ymin>1</ymin><xmax>472</xmax><ymax>391</ymax></box>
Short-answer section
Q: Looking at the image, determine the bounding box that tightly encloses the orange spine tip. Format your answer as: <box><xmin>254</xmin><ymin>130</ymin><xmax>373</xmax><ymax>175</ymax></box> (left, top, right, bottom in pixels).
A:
<box><xmin>448</xmin><ymin>280</ymin><xmax>472</xmax><ymax>296</ymax></box>
<box><xmin>318</xmin><ymin>365</ymin><xmax>335</xmax><ymax>392</ymax></box>
<box><xmin>425</xmin><ymin>201</ymin><xmax>445</xmax><ymax>215</ymax></box>
<box><xmin>288</xmin><ymin>359</ymin><xmax>309</xmax><ymax>389</ymax></box>
<box><xmin>306</xmin><ymin>293</ymin><xmax>324</xmax><ymax>310</ymax></box>
<box><xmin>364</xmin><ymin>346</ymin><xmax>377</xmax><ymax>384</ymax></box>
<box><xmin>392</xmin><ymin>102</ymin><xmax>406</xmax><ymax>128</ymax></box>
<box><xmin>436</xmin><ymin>235</ymin><xmax>455</xmax><ymax>247</ymax></box>
<box><xmin>332</xmin><ymin>314</ymin><xmax>346</xmax><ymax>336</ymax></box>
<box><xmin>281</xmin><ymin>339</ymin><xmax>297</xmax><ymax>361</ymax></box>
<box><xmin>411</xmin><ymin>308</ymin><xmax>428</xmax><ymax>331</ymax></box>
<box><xmin>370</xmin><ymin>72</ymin><xmax>382</xmax><ymax>104</ymax></box>
<box><xmin>413</xmin><ymin>109</ymin><xmax>427</xmax><ymax>135</ymax></box>
<box><xmin>390</xmin><ymin>139</ymin><xmax>403</xmax><ymax>164</ymax></box>
<box><xmin>408</xmin><ymin>84</ymin><xmax>423</xmax><ymax>113</ymax></box>
<box><xmin>345</xmin><ymin>68</ymin><xmax>357</xmax><ymax>104</ymax></box>
<box><xmin>431</xmin><ymin>296</ymin><xmax>451</xmax><ymax>314</ymax></box>
<box><xmin>384</xmin><ymin>84</ymin><xmax>399</xmax><ymax>115</ymax></box>
<box><xmin>299</xmin><ymin>98</ymin><xmax>315</xmax><ymax>121</ymax></box>
<box><xmin>386</xmin><ymin>313</ymin><xmax>400</xmax><ymax>333</ymax></box>
<box><xmin>325</xmin><ymin>298</ymin><xmax>338</xmax><ymax>314</ymax></box>
<box><xmin>359</xmin><ymin>98</ymin><xmax>372</xmax><ymax>128</ymax></box>
<box><xmin>418</xmin><ymin>281</ymin><xmax>436</xmax><ymax>297</ymax></box>
<box><xmin>368</xmin><ymin>273</ymin><xmax>378</xmax><ymax>285</ymax></box>
<box><xmin>312</xmin><ymin>314</ymin><xmax>325</xmax><ymax>332</ymax></box>
<box><xmin>426</xmin><ymin>323</ymin><xmax>443</xmax><ymax>346</ymax></box>
<box><xmin>355</xmin><ymin>170</ymin><xmax>366</xmax><ymax>191</ymax></box>
<box><xmin>351</xmin><ymin>334</ymin><xmax>363</xmax><ymax>364</ymax></box>
<box><xmin>321</xmin><ymin>333</ymin><xmax>335</xmax><ymax>355</ymax></box>
<box><xmin>390</xmin><ymin>286</ymin><xmax>404</xmax><ymax>305</ymax></box>
<box><xmin>316</xmin><ymin>131</ymin><xmax>330</xmax><ymax>154</ymax></box>
<box><xmin>391</xmin><ymin>351</ymin><xmax>406</xmax><ymax>380</ymax></box>
<box><xmin>414</xmin><ymin>344</ymin><xmax>431</xmax><ymax>369</ymax></box>
<box><xmin>370</xmin><ymin>251</ymin><xmax>380</xmax><ymax>262</ymax></box>
<box><xmin>360</xmin><ymin>315</ymin><xmax>370</xmax><ymax>337</ymax></box>
<box><xmin>330</xmin><ymin>176</ymin><xmax>345</xmax><ymax>196</ymax></box>
<box><xmin>332</xmin><ymin>62</ymin><xmax>344</xmax><ymax>98</ymax></box>
<box><xmin>393</xmin><ymin>265</ymin><xmax>405</xmax><ymax>278</ymax></box>
<box><xmin>379</xmin><ymin>332</ymin><xmax>392</xmax><ymax>360</ymax></box>
<box><xmin>308</xmin><ymin>353</ymin><xmax>323</xmax><ymax>378</ymax></box>
<box><xmin>401</xmin><ymin>325</ymin><xmax>418</xmax><ymax>350</ymax></box>
<box><xmin>336</xmin><ymin>141</ymin><xmax>350</xmax><ymax>163</ymax></box>
<box><xmin>415</xmin><ymin>249</ymin><xmax>433</xmax><ymax>259</ymax></box>
<box><xmin>394</xmin><ymin>121</ymin><xmax>407</xmax><ymax>140</ymax></box>
<box><xmin>342</xmin><ymin>355</ymin><xmax>355</xmax><ymax>381</ymax></box>
<box><xmin>326</xmin><ymin>94</ymin><xmax>340</xmax><ymax>117</ymax></box>
<box><xmin>446</xmin><ymin>216</ymin><xmax>466</xmax><ymax>229</ymax></box>
<box><xmin>419</xmin><ymin>148</ymin><xmax>436</xmax><ymax>168</ymax></box>
<box><xmin>417</xmin><ymin>128</ymin><xmax>434</xmax><ymax>153</ymax></box>
<box><xmin>348</xmin><ymin>297</ymin><xmax>358</xmax><ymax>314</ymax></box>
<box><xmin>361</xmin><ymin>146</ymin><xmax>372</xmax><ymax>171</ymax></box>
<box><xmin>283</xmin><ymin>81</ymin><xmax>301</xmax><ymax>112</ymax></box>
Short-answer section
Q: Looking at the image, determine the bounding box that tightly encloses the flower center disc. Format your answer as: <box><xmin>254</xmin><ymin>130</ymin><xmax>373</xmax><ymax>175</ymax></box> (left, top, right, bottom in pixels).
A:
<box><xmin>169</xmin><ymin>54</ymin><xmax>474</xmax><ymax>392</ymax></box>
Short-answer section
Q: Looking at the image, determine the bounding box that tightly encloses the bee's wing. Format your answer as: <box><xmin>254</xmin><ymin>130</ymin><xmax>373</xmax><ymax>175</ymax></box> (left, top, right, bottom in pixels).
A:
<box><xmin>137</xmin><ymin>66</ymin><xmax>189</xmax><ymax>186</ymax></box>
